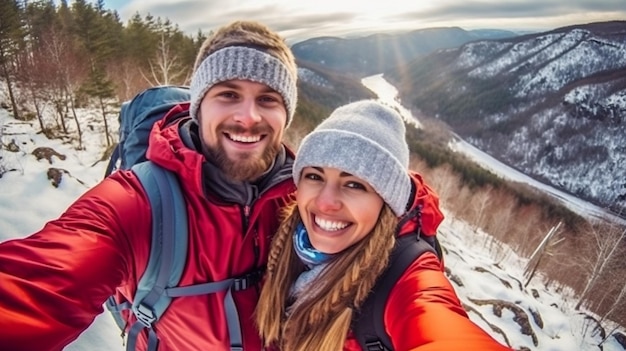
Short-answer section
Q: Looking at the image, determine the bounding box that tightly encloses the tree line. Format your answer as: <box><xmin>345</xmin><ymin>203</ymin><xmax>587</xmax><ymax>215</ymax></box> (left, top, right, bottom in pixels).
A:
<box><xmin>0</xmin><ymin>0</ymin><xmax>204</xmax><ymax>149</ymax></box>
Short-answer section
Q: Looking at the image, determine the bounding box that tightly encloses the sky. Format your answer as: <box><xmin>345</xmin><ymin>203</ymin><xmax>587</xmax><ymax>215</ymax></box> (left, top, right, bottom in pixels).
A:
<box><xmin>1</xmin><ymin>75</ymin><xmax>626</xmax><ymax>350</ymax></box>
<box><xmin>98</xmin><ymin>0</ymin><xmax>626</xmax><ymax>43</ymax></box>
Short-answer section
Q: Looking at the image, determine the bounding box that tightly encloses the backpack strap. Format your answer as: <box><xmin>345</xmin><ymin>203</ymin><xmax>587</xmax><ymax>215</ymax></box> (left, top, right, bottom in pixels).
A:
<box><xmin>353</xmin><ymin>234</ymin><xmax>439</xmax><ymax>351</ymax></box>
<box><xmin>162</xmin><ymin>268</ymin><xmax>264</xmax><ymax>351</ymax></box>
<box><xmin>105</xmin><ymin>295</ymin><xmax>131</xmax><ymax>332</ymax></box>
<box><xmin>126</xmin><ymin>161</ymin><xmax>188</xmax><ymax>351</ymax></box>
<box><xmin>104</xmin><ymin>144</ymin><xmax>121</xmax><ymax>177</ymax></box>
<box><xmin>109</xmin><ymin>161</ymin><xmax>263</xmax><ymax>351</ymax></box>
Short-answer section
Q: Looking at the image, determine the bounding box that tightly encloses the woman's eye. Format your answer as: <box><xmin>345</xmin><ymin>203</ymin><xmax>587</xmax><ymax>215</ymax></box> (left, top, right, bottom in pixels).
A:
<box><xmin>303</xmin><ymin>172</ymin><xmax>322</xmax><ymax>181</ymax></box>
<box><xmin>346</xmin><ymin>181</ymin><xmax>366</xmax><ymax>191</ymax></box>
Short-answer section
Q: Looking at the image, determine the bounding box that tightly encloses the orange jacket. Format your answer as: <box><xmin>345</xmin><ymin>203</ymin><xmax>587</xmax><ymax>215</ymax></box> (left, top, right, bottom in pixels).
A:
<box><xmin>0</xmin><ymin>108</ymin><xmax>295</xmax><ymax>350</ymax></box>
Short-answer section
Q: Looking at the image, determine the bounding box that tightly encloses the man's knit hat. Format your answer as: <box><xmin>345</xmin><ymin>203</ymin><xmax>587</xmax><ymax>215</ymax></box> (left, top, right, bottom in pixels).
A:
<box><xmin>293</xmin><ymin>100</ymin><xmax>411</xmax><ymax>216</ymax></box>
<box><xmin>189</xmin><ymin>21</ymin><xmax>298</xmax><ymax>127</ymax></box>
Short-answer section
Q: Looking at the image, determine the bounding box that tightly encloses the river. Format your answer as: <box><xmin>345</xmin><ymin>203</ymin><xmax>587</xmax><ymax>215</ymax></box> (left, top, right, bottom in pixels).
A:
<box><xmin>361</xmin><ymin>74</ymin><xmax>625</xmax><ymax>225</ymax></box>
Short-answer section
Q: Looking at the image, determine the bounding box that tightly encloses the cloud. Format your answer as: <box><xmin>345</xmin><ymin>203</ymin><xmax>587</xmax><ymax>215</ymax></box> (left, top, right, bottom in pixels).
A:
<box><xmin>115</xmin><ymin>0</ymin><xmax>626</xmax><ymax>43</ymax></box>
<box><xmin>398</xmin><ymin>0</ymin><xmax>626</xmax><ymax>21</ymax></box>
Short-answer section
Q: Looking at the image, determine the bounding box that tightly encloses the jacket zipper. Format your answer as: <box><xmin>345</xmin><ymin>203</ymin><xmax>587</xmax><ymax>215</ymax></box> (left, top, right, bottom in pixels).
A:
<box><xmin>242</xmin><ymin>205</ymin><xmax>251</xmax><ymax>233</ymax></box>
<box><xmin>242</xmin><ymin>185</ymin><xmax>260</xmax><ymax>265</ymax></box>
<box><xmin>242</xmin><ymin>185</ymin><xmax>258</xmax><ymax>232</ymax></box>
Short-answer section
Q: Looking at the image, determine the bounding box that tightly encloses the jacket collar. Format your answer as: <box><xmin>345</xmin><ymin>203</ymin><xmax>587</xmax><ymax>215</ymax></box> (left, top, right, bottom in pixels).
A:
<box><xmin>179</xmin><ymin>119</ymin><xmax>293</xmax><ymax>205</ymax></box>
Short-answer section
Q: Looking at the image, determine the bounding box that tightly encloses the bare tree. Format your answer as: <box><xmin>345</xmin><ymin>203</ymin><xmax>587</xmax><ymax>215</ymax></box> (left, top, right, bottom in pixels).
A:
<box><xmin>41</xmin><ymin>27</ymin><xmax>88</xmax><ymax>149</ymax></box>
<box><xmin>523</xmin><ymin>222</ymin><xmax>563</xmax><ymax>287</ymax></box>
<box><xmin>0</xmin><ymin>123</ymin><xmax>6</xmax><ymax>177</ymax></box>
<box><xmin>423</xmin><ymin>163</ymin><xmax>460</xmax><ymax>204</ymax></box>
<box><xmin>109</xmin><ymin>58</ymin><xmax>144</xmax><ymax>101</ymax></box>
<box><xmin>575</xmin><ymin>222</ymin><xmax>626</xmax><ymax>310</ymax></box>
<box><xmin>484</xmin><ymin>191</ymin><xmax>517</xmax><ymax>261</ymax></box>
<box><xmin>598</xmin><ymin>281</ymin><xmax>626</xmax><ymax>346</ymax></box>
<box><xmin>469</xmin><ymin>185</ymin><xmax>493</xmax><ymax>232</ymax></box>
<box><xmin>142</xmin><ymin>31</ymin><xmax>186</xmax><ymax>86</ymax></box>
<box><xmin>17</xmin><ymin>48</ymin><xmax>51</xmax><ymax>134</ymax></box>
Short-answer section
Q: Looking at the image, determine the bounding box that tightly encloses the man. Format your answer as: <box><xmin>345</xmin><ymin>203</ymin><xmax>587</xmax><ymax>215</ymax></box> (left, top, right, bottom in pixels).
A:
<box><xmin>0</xmin><ymin>21</ymin><xmax>297</xmax><ymax>351</ymax></box>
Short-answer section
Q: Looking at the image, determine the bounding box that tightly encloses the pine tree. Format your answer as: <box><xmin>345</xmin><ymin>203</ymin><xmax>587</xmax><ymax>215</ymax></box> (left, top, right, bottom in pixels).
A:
<box><xmin>81</xmin><ymin>66</ymin><xmax>115</xmax><ymax>146</ymax></box>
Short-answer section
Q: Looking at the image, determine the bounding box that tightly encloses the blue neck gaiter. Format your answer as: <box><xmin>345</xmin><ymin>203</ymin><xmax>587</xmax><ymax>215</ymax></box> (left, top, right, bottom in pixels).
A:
<box><xmin>292</xmin><ymin>221</ymin><xmax>334</xmax><ymax>268</ymax></box>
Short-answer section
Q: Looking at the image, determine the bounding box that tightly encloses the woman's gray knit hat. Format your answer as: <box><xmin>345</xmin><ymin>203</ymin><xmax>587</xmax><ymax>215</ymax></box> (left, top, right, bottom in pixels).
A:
<box><xmin>189</xmin><ymin>46</ymin><xmax>298</xmax><ymax>127</ymax></box>
<box><xmin>293</xmin><ymin>100</ymin><xmax>411</xmax><ymax>216</ymax></box>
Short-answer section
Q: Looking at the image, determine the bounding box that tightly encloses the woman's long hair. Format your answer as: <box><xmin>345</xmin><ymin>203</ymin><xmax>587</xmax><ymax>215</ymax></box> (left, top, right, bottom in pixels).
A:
<box><xmin>256</xmin><ymin>201</ymin><xmax>398</xmax><ymax>351</ymax></box>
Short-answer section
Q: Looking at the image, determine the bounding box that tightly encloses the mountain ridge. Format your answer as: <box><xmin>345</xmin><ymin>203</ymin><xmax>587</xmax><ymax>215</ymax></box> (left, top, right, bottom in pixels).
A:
<box><xmin>383</xmin><ymin>20</ymin><xmax>626</xmax><ymax>214</ymax></box>
<box><xmin>291</xmin><ymin>26</ymin><xmax>519</xmax><ymax>76</ymax></box>
<box><xmin>291</xmin><ymin>20</ymin><xmax>626</xmax><ymax>215</ymax></box>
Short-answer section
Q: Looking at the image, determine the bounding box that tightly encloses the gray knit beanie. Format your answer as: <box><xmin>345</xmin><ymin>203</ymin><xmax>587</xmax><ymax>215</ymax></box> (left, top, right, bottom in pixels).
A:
<box><xmin>189</xmin><ymin>46</ymin><xmax>297</xmax><ymax>127</ymax></box>
<box><xmin>293</xmin><ymin>100</ymin><xmax>411</xmax><ymax>216</ymax></box>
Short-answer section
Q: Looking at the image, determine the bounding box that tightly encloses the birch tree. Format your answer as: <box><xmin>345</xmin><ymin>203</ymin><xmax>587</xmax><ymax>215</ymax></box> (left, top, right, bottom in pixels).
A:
<box><xmin>143</xmin><ymin>31</ymin><xmax>186</xmax><ymax>85</ymax></box>
<box><xmin>575</xmin><ymin>223</ymin><xmax>626</xmax><ymax>310</ymax></box>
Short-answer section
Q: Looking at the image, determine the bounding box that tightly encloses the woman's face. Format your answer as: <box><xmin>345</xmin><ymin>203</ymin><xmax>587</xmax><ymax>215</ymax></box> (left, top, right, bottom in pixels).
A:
<box><xmin>296</xmin><ymin>166</ymin><xmax>384</xmax><ymax>254</ymax></box>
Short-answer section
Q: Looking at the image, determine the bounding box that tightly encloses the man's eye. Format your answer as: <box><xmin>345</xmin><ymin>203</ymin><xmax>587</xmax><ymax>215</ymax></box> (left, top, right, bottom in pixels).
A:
<box><xmin>259</xmin><ymin>95</ymin><xmax>280</xmax><ymax>103</ymax></box>
<box><xmin>219</xmin><ymin>91</ymin><xmax>237</xmax><ymax>99</ymax></box>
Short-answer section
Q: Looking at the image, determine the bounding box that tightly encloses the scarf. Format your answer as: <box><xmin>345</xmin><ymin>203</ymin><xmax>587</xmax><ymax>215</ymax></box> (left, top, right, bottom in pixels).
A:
<box><xmin>290</xmin><ymin>222</ymin><xmax>335</xmax><ymax>299</ymax></box>
<box><xmin>293</xmin><ymin>221</ymin><xmax>333</xmax><ymax>267</ymax></box>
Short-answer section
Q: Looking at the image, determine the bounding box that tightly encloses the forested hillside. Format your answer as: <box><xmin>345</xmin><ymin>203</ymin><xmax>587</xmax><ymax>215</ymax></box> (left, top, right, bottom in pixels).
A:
<box><xmin>0</xmin><ymin>0</ymin><xmax>202</xmax><ymax>155</ymax></box>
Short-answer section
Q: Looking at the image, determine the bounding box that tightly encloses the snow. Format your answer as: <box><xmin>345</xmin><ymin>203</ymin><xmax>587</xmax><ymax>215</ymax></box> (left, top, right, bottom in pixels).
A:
<box><xmin>449</xmin><ymin>136</ymin><xmax>625</xmax><ymax>225</ymax></box>
<box><xmin>0</xmin><ymin>78</ymin><xmax>625</xmax><ymax>350</ymax></box>
<box><xmin>297</xmin><ymin>67</ymin><xmax>332</xmax><ymax>88</ymax></box>
<box><xmin>514</xmin><ymin>30</ymin><xmax>626</xmax><ymax>98</ymax></box>
<box><xmin>467</xmin><ymin>33</ymin><xmax>561</xmax><ymax>78</ymax></box>
<box><xmin>453</xmin><ymin>29</ymin><xmax>626</xmax><ymax>212</ymax></box>
<box><xmin>0</xmin><ymin>106</ymin><xmax>126</xmax><ymax>350</ymax></box>
<box><xmin>457</xmin><ymin>41</ymin><xmax>512</xmax><ymax>69</ymax></box>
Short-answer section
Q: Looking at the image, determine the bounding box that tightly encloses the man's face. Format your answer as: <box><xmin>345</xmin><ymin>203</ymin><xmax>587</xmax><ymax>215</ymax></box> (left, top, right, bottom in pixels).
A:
<box><xmin>198</xmin><ymin>80</ymin><xmax>288</xmax><ymax>182</ymax></box>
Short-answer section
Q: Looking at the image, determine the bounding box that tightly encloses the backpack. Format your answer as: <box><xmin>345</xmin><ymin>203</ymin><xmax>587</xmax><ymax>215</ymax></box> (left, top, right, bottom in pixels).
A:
<box><xmin>353</xmin><ymin>207</ymin><xmax>443</xmax><ymax>351</ymax></box>
<box><xmin>105</xmin><ymin>85</ymin><xmax>191</xmax><ymax>174</ymax></box>
<box><xmin>104</xmin><ymin>86</ymin><xmax>263</xmax><ymax>351</ymax></box>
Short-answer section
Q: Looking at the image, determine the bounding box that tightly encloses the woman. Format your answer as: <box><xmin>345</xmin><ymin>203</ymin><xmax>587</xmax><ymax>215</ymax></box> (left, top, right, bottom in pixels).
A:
<box><xmin>256</xmin><ymin>100</ymin><xmax>511</xmax><ymax>351</ymax></box>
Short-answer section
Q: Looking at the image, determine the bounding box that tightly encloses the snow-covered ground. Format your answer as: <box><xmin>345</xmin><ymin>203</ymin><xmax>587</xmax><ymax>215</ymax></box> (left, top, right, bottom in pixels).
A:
<box><xmin>1</xmin><ymin>85</ymin><xmax>625</xmax><ymax>349</ymax></box>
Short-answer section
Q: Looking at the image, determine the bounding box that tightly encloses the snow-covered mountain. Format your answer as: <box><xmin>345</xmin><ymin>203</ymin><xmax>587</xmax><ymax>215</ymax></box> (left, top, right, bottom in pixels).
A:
<box><xmin>385</xmin><ymin>20</ymin><xmax>626</xmax><ymax>215</ymax></box>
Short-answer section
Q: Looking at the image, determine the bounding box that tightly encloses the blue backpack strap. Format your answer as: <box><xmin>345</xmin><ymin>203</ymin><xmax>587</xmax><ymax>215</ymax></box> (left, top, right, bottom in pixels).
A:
<box><xmin>104</xmin><ymin>144</ymin><xmax>121</xmax><ymax>177</ymax></box>
<box><xmin>353</xmin><ymin>234</ymin><xmax>438</xmax><ymax>351</ymax></box>
<box><xmin>119</xmin><ymin>161</ymin><xmax>259</xmax><ymax>351</ymax></box>
<box><xmin>163</xmin><ymin>269</ymin><xmax>264</xmax><ymax>351</ymax></box>
<box><xmin>126</xmin><ymin>161</ymin><xmax>188</xmax><ymax>351</ymax></box>
<box><xmin>105</xmin><ymin>295</ymin><xmax>131</xmax><ymax>332</ymax></box>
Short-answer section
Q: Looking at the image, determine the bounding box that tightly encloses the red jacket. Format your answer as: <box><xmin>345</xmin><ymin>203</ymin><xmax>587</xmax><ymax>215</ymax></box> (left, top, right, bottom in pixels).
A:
<box><xmin>343</xmin><ymin>172</ymin><xmax>512</xmax><ymax>351</ymax></box>
<box><xmin>0</xmin><ymin>106</ymin><xmax>296</xmax><ymax>350</ymax></box>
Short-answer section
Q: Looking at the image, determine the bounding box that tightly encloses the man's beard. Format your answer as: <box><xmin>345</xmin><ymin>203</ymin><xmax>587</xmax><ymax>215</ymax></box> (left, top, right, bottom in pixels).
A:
<box><xmin>206</xmin><ymin>126</ymin><xmax>281</xmax><ymax>182</ymax></box>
